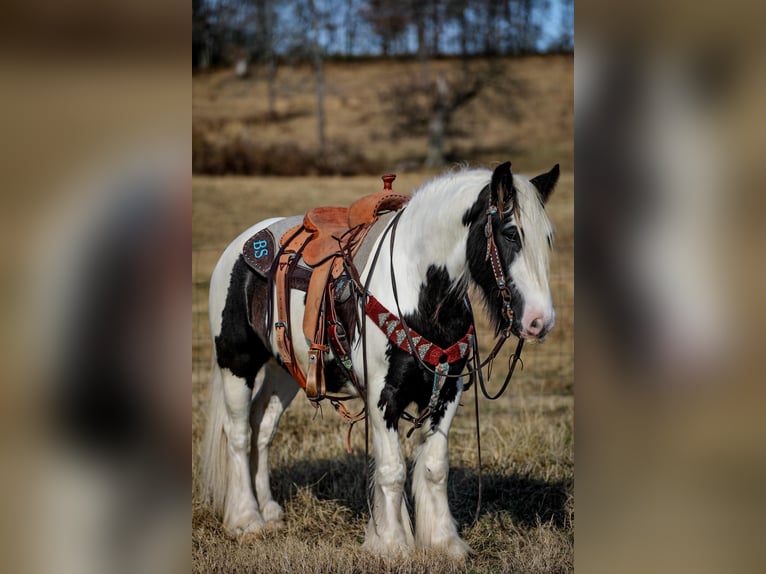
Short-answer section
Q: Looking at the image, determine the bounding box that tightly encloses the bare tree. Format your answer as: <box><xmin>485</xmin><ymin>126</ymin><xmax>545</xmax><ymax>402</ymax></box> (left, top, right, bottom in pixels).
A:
<box><xmin>194</xmin><ymin>0</ymin><xmax>557</xmax><ymax>68</ymax></box>
<box><xmin>423</xmin><ymin>71</ymin><xmax>485</xmax><ymax>168</ymax></box>
<box><xmin>384</xmin><ymin>60</ymin><xmax>521</xmax><ymax>168</ymax></box>
<box><xmin>362</xmin><ymin>0</ymin><xmax>409</xmax><ymax>56</ymax></box>
<box><xmin>344</xmin><ymin>0</ymin><xmax>360</xmax><ymax>55</ymax></box>
<box><xmin>557</xmin><ymin>0</ymin><xmax>574</xmax><ymax>52</ymax></box>
<box><xmin>448</xmin><ymin>0</ymin><xmax>470</xmax><ymax>57</ymax></box>
<box><xmin>409</xmin><ymin>0</ymin><xmax>430</xmax><ymax>82</ymax></box>
<box><xmin>483</xmin><ymin>0</ymin><xmax>501</xmax><ymax>55</ymax></box>
<box><xmin>253</xmin><ymin>0</ymin><xmax>278</xmax><ymax>115</ymax></box>
<box><xmin>307</xmin><ymin>0</ymin><xmax>327</xmax><ymax>151</ymax></box>
<box><xmin>427</xmin><ymin>1</ymin><xmax>442</xmax><ymax>56</ymax></box>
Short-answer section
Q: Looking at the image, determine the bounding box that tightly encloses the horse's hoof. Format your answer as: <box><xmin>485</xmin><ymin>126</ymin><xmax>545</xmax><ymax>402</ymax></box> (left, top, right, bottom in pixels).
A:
<box><xmin>362</xmin><ymin>536</ymin><xmax>413</xmax><ymax>557</ymax></box>
<box><xmin>444</xmin><ymin>537</ymin><xmax>472</xmax><ymax>561</ymax></box>
<box><xmin>236</xmin><ymin>527</ymin><xmax>266</xmax><ymax>544</ymax></box>
<box><xmin>266</xmin><ymin>519</ymin><xmax>285</xmax><ymax>531</ymax></box>
<box><xmin>261</xmin><ymin>500</ymin><xmax>284</xmax><ymax>525</ymax></box>
<box><xmin>224</xmin><ymin>514</ymin><xmax>267</xmax><ymax>541</ymax></box>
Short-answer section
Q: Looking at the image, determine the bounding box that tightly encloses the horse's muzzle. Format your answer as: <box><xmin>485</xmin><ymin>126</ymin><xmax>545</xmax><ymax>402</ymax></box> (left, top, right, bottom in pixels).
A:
<box><xmin>520</xmin><ymin>310</ymin><xmax>556</xmax><ymax>340</ymax></box>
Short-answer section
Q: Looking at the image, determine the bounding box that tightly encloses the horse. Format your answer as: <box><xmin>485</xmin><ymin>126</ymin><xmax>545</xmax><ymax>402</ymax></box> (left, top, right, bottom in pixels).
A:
<box><xmin>199</xmin><ymin>161</ymin><xmax>559</xmax><ymax>558</ymax></box>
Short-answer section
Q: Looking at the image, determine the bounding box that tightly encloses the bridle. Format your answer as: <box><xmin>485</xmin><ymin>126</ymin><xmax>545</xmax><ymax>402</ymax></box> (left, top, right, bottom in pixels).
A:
<box><xmin>484</xmin><ymin>199</ymin><xmax>516</xmax><ymax>338</ymax></box>
<box><xmin>471</xmin><ymin>186</ymin><xmax>526</xmax><ymax>395</ymax></box>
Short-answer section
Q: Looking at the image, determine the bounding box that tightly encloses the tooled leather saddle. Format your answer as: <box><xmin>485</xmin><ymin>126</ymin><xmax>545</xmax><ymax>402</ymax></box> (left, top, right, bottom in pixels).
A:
<box><xmin>241</xmin><ymin>175</ymin><xmax>409</xmax><ymax>402</ymax></box>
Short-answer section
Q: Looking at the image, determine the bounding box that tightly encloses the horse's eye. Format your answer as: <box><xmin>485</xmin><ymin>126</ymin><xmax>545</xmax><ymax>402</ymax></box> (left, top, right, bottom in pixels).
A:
<box><xmin>502</xmin><ymin>227</ymin><xmax>520</xmax><ymax>244</ymax></box>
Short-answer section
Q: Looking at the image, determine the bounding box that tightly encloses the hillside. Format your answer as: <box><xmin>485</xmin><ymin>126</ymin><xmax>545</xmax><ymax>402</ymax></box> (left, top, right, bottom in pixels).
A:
<box><xmin>192</xmin><ymin>55</ymin><xmax>573</xmax><ymax>175</ymax></box>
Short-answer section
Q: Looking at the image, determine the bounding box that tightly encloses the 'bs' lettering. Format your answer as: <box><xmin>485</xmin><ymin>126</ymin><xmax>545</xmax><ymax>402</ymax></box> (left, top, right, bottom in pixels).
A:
<box><xmin>253</xmin><ymin>239</ymin><xmax>268</xmax><ymax>259</ymax></box>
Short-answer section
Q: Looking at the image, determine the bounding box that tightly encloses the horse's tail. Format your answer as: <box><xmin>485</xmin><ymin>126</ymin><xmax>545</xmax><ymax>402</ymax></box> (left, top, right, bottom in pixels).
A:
<box><xmin>199</xmin><ymin>353</ymin><xmax>228</xmax><ymax>516</ymax></box>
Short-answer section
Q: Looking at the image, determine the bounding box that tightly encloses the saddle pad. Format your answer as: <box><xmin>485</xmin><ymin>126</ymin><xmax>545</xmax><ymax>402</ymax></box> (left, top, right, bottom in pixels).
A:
<box><xmin>242</xmin><ymin>216</ymin><xmax>302</xmax><ymax>276</ymax></box>
<box><xmin>243</xmin><ymin>209</ymin><xmax>398</xmax><ymax>282</ymax></box>
<box><xmin>352</xmin><ymin>210</ymin><xmax>397</xmax><ymax>272</ymax></box>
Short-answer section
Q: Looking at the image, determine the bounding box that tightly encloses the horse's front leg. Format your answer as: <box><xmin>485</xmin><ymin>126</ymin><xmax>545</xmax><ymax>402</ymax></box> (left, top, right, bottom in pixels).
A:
<box><xmin>363</xmin><ymin>378</ymin><xmax>415</xmax><ymax>555</ymax></box>
<box><xmin>412</xmin><ymin>378</ymin><xmax>471</xmax><ymax>559</ymax></box>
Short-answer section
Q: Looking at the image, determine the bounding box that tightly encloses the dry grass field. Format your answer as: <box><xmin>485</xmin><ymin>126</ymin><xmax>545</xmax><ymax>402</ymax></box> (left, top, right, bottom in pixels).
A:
<box><xmin>193</xmin><ymin>56</ymin><xmax>573</xmax><ymax>573</ymax></box>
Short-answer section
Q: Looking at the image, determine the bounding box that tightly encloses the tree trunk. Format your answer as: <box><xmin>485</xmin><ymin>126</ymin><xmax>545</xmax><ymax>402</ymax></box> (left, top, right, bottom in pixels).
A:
<box><xmin>484</xmin><ymin>0</ymin><xmax>497</xmax><ymax>55</ymax></box>
<box><xmin>424</xmin><ymin>75</ymin><xmax>450</xmax><ymax>168</ymax></box>
<box><xmin>425</xmin><ymin>108</ymin><xmax>447</xmax><ymax>168</ymax></box>
<box><xmin>266</xmin><ymin>55</ymin><xmax>277</xmax><ymax>117</ymax></box>
<box><xmin>314</xmin><ymin>55</ymin><xmax>326</xmax><ymax>151</ymax></box>
<box><xmin>458</xmin><ymin>8</ymin><xmax>468</xmax><ymax>56</ymax></box>
<box><xmin>345</xmin><ymin>0</ymin><xmax>357</xmax><ymax>55</ymax></box>
<box><xmin>308</xmin><ymin>0</ymin><xmax>326</xmax><ymax>152</ymax></box>
<box><xmin>416</xmin><ymin>12</ymin><xmax>429</xmax><ymax>85</ymax></box>
<box><xmin>254</xmin><ymin>0</ymin><xmax>278</xmax><ymax>116</ymax></box>
<box><xmin>429</xmin><ymin>2</ymin><xmax>441</xmax><ymax>55</ymax></box>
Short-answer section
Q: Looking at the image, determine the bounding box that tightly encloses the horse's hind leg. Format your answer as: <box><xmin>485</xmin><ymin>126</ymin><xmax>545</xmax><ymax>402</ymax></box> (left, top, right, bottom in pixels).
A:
<box><xmin>412</xmin><ymin>380</ymin><xmax>471</xmax><ymax>559</ymax></box>
<box><xmin>220</xmin><ymin>367</ymin><xmax>267</xmax><ymax>539</ymax></box>
<box><xmin>249</xmin><ymin>362</ymin><xmax>299</xmax><ymax>529</ymax></box>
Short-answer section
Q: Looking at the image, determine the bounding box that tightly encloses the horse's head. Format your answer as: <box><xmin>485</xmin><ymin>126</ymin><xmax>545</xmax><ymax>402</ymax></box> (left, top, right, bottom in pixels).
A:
<box><xmin>464</xmin><ymin>162</ymin><xmax>559</xmax><ymax>340</ymax></box>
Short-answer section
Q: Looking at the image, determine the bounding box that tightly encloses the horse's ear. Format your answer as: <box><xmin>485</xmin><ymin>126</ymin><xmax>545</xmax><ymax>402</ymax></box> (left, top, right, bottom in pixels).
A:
<box><xmin>490</xmin><ymin>161</ymin><xmax>514</xmax><ymax>211</ymax></box>
<box><xmin>530</xmin><ymin>164</ymin><xmax>560</xmax><ymax>204</ymax></box>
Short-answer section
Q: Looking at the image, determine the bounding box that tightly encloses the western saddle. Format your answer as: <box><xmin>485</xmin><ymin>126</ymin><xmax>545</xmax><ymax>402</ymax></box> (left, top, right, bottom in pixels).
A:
<box><xmin>243</xmin><ymin>174</ymin><xmax>409</xmax><ymax>404</ymax></box>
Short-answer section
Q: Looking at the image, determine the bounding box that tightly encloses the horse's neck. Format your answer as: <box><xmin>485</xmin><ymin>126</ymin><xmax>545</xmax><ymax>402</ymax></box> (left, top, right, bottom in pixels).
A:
<box><xmin>386</xmin><ymin>200</ymin><xmax>471</xmax><ymax>318</ymax></box>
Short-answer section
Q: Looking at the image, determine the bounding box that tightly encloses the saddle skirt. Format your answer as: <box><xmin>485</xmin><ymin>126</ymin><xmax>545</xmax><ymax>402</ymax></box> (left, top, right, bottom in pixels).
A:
<box><xmin>242</xmin><ymin>215</ymin><xmax>302</xmax><ymax>275</ymax></box>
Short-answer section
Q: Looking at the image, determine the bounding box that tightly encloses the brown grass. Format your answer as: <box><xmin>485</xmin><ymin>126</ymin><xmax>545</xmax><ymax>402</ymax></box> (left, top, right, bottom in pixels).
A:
<box><xmin>193</xmin><ymin>55</ymin><xmax>573</xmax><ymax>174</ymax></box>
<box><xmin>192</xmin><ymin>394</ymin><xmax>572</xmax><ymax>574</ymax></box>
<box><xmin>192</xmin><ymin>56</ymin><xmax>572</xmax><ymax>573</ymax></box>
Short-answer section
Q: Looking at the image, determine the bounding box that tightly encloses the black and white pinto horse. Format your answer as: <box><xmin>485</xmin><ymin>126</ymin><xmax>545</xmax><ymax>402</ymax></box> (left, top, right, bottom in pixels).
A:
<box><xmin>200</xmin><ymin>162</ymin><xmax>558</xmax><ymax>558</ymax></box>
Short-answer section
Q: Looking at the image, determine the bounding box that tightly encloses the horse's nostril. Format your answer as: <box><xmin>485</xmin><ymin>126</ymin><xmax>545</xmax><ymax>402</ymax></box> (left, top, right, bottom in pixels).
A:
<box><xmin>525</xmin><ymin>314</ymin><xmax>545</xmax><ymax>337</ymax></box>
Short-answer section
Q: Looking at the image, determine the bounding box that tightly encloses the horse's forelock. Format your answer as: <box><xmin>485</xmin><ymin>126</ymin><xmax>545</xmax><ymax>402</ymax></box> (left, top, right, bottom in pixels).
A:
<box><xmin>508</xmin><ymin>175</ymin><xmax>554</xmax><ymax>288</ymax></box>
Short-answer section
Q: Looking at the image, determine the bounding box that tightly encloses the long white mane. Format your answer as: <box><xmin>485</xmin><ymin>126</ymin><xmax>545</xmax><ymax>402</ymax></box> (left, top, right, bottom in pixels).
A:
<box><xmin>402</xmin><ymin>167</ymin><xmax>553</xmax><ymax>293</ymax></box>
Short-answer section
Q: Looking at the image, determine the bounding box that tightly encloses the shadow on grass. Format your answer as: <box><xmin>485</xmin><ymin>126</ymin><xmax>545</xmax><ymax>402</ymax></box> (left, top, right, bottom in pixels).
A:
<box><xmin>270</xmin><ymin>454</ymin><xmax>370</xmax><ymax>519</ymax></box>
<box><xmin>269</xmin><ymin>455</ymin><xmax>571</xmax><ymax>529</ymax></box>
<box><xmin>241</xmin><ymin>109</ymin><xmax>311</xmax><ymax>125</ymax></box>
<box><xmin>449</xmin><ymin>467</ymin><xmax>572</xmax><ymax>529</ymax></box>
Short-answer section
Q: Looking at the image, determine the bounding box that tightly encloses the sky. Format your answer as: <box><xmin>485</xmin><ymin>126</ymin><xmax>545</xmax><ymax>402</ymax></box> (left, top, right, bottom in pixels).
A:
<box><xmin>214</xmin><ymin>0</ymin><xmax>573</xmax><ymax>56</ymax></box>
